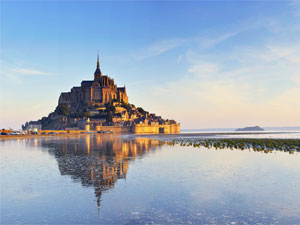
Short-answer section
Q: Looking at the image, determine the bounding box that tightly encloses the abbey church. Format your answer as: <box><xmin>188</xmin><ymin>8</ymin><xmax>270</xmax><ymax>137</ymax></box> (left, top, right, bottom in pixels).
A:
<box><xmin>58</xmin><ymin>54</ymin><xmax>128</xmax><ymax>110</ymax></box>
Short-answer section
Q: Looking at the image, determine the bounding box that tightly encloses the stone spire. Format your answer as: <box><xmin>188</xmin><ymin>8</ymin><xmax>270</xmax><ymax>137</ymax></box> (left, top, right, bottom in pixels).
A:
<box><xmin>94</xmin><ymin>53</ymin><xmax>102</xmax><ymax>78</ymax></box>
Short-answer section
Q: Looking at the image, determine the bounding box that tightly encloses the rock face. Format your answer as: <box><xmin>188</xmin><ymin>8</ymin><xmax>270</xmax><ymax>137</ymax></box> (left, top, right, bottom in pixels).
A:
<box><xmin>235</xmin><ymin>126</ymin><xmax>264</xmax><ymax>131</ymax></box>
<box><xmin>40</xmin><ymin>114</ymin><xmax>72</xmax><ymax>130</ymax></box>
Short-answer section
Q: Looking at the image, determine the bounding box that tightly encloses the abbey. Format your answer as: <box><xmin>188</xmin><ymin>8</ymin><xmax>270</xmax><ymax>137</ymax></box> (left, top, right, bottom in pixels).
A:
<box><xmin>23</xmin><ymin>54</ymin><xmax>180</xmax><ymax>133</ymax></box>
<box><xmin>58</xmin><ymin>54</ymin><xmax>128</xmax><ymax>110</ymax></box>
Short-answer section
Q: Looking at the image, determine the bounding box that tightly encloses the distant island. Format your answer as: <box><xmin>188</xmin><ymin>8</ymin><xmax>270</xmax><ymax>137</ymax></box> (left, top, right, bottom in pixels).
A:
<box><xmin>235</xmin><ymin>126</ymin><xmax>264</xmax><ymax>131</ymax></box>
<box><xmin>23</xmin><ymin>54</ymin><xmax>180</xmax><ymax>134</ymax></box>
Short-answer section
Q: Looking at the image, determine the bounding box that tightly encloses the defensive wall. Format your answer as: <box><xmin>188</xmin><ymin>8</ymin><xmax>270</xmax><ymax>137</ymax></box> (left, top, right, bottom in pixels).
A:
<box><xmin>132</xmin><ymin>124</ymin><xmax>180</xmax><ymax>134</ymax></box>
<box><xmin>95</xmin><ymin>123</ymin><xmax>180</xmax><ymax>134</ymax></box>
<box><xmin>34</xmin><ymin>124</ymin><xmax>180</xmax><ymax>134</ymax></box>
<box><xmin>96</xmin><ymin>125</ymin><xmax>132</xmax><ymax>133</ymax></box>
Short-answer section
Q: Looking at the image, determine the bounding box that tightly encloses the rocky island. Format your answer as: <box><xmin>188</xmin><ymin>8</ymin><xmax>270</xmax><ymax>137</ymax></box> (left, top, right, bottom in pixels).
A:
<box><xmin>235</xmin><ymin>126</ymin><xmax>264</xmax><ymax>131</ymax></box>
<box><xmin>23</xmin><ymin>54</ymin><xmax>180</xmax><ymax>134</ymax></box>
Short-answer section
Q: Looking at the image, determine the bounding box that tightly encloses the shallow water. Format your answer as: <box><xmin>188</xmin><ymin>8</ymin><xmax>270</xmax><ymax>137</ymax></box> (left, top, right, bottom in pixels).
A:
<box><xmin>1</xmin><ymin>135</ymin><xmax>300</xmax><ymax>224</ymax></box>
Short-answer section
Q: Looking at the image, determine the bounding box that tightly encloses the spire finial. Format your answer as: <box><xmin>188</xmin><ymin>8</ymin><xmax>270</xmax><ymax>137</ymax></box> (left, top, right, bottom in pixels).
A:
<box><xmin>97</xmin><ymin>51</ymin><xmax>100</xmax><ymax>68</ymax></box>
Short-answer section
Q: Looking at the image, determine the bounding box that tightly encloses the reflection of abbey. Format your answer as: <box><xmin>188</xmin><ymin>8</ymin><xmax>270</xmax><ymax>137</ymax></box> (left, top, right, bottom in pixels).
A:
<box><xmin>23</xmin><ymin>54</ymin><xmax>180</xmax><ymax>134</ymax></box>
<box><xmin>59</xmin><ymin>54</ymin><xmax>128</xmax><ymax>110</ymax></box>
<box><xmin>40</xmin><ymin>135</ymin><xmax>163</xmax><ymax>211</ymax></box>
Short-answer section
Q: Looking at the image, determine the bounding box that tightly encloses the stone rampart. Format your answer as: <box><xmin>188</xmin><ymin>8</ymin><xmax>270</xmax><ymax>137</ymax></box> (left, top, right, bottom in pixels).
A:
<box><xmin>132</xmin><ymin>123</ymin><xmax>180</xmax><ymax>134</ymax></box>
<box><xmin>99</xmin><ymin>126</ymin><xmax>132</xmax><ymax>133</ymax></box>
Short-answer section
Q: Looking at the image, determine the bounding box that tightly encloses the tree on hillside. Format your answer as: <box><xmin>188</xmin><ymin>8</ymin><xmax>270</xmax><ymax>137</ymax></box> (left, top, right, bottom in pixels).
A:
<box><xmin>105</xmin><ymin>103</ymin><xmax>116</xmax><ymax>113</ymax></box>
<box><xmin>121</xmin><ymin>102</ymin><xmax>131</xmax><ymax>111</ymax></box>
<box><xmin>55</xmin><ymin>104</ymin><xmax>70</xmax><ymax>116</ymax></box>
<box><xmin>106</xmin><ymin>111</ymin><xmax>113</xmax><ymax>123</ymax></box>
<box><xmin>137</xmin><ymin>107</ymin><xmax>146</xmax><ymax>115</ymax></box>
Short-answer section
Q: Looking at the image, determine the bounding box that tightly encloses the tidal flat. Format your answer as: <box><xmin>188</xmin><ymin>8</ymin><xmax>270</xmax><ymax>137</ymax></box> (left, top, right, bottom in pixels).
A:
<box><xmin>1</xmin><ymin>134</ymin><xmax>300</xmax><ymax>224</ymax></box>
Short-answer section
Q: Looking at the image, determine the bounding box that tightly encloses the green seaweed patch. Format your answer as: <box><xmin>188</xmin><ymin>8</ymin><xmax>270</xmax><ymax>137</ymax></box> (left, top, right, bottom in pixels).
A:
<box><xmin>164</xmin><ymin>138</ymin><xmax>300</xmax><ymax>154</ymax></box>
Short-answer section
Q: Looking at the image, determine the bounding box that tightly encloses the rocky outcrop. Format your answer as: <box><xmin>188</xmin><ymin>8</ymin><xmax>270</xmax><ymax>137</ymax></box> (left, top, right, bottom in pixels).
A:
<box><xmin>235</xmin><ymin>126</ymin><xmax>264</xmax><ymax>131</ymax></box>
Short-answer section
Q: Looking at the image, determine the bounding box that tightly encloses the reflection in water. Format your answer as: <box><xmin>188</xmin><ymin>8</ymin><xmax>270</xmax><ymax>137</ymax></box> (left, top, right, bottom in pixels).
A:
<box><xmin>2</xmin><ymin>135</ymin><xmax>300</xmax><ymax>224</ymax></box>
<box><xmin>37</xmin><ymin>135</ymin><xmax>162</xmax><ymax>213</ymax></box>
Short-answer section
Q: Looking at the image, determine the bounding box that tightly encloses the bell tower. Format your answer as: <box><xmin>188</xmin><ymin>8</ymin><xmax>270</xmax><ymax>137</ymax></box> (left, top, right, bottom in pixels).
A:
<box><xmin>94</xmin><ymin>53</ymin><xmax>102</xmax><ymax>80</ymax></box>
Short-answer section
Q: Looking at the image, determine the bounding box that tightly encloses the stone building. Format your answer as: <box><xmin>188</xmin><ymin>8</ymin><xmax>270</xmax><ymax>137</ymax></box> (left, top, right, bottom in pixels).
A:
<box><xmin>22</xmin><ymin>121</ymin><xmax>42</xmax><ymax>131</ymax></box>
<box><xmin>58</xmin><ymin>54</ymin><xmax>128</xmax><ymax>111</ymax></box>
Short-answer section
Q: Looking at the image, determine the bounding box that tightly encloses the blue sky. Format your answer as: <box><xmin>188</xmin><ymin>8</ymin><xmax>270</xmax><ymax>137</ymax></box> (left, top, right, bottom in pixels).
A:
<box><xmin>1</xmin><ymin>0</ymin><xmax>300</xmax><ymax>129</ymax></box>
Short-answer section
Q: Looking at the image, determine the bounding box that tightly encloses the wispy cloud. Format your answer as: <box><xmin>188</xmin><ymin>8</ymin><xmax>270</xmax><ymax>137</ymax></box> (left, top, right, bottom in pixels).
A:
<box><xmin>197</xmin><ymin>30</ymin><xmax>241</xmax><ymax>49</ymax></box>
<box><xmin>10</xmin><ymin>68</ymin><xmax>48</xmax><ymax>75</ymax></box>
<box><xmin>134</xmin><ymin>38</ymin><xmax>186</xmax><ymax>60</ymax></box>
<box><xmin>134</xmin><ymin>29</ymin><xmax>244</xmax><ymax>61</ymax></box>
<box><xmin>0</xmin><ymin>59</ymin><xmax>49</xmax><ymax>85</ymax></box>
<box><xmin>268</xmin><ymin>44</ymin><xmax>300</xmax><ymax>64</ymax></box>
<box><xmin>188</xmin><ymin>62</ymin><xmax>220</xmax><ymax>78</ymax></box>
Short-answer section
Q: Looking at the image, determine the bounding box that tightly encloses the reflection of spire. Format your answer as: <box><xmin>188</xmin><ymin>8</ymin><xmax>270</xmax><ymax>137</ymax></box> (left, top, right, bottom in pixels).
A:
<box><xmin>97</xmin><ymin>191</ymin><xmax>102</xmax><ymax>216</ymax></box>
